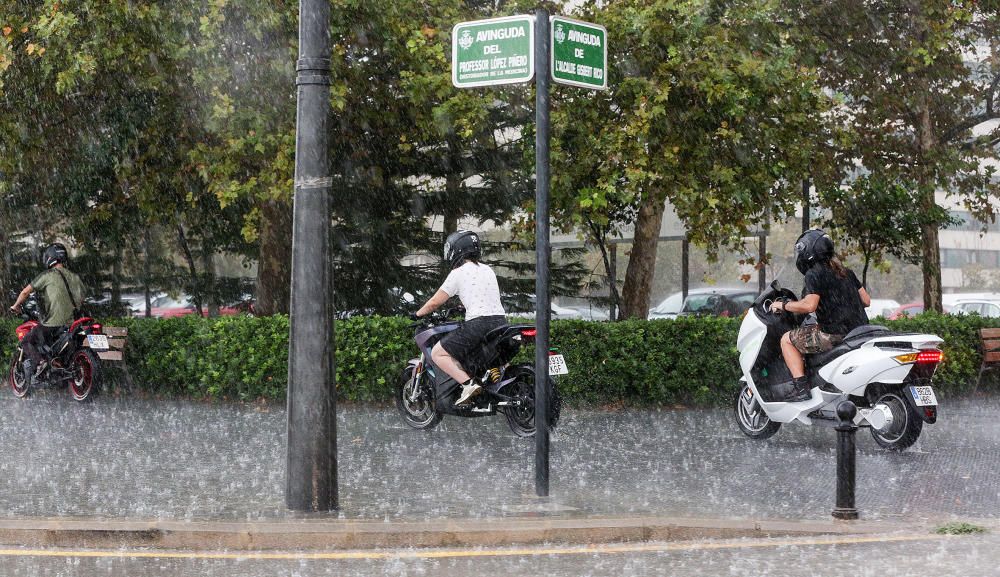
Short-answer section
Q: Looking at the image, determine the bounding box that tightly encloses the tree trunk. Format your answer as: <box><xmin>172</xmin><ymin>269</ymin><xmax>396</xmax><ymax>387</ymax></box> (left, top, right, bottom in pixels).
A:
<box><xmin>111</xmin><ymin>244</ymin><xmax>122</xmax><ymax>308</ymax></box>
<box><xmin>202</xmin><ymin>250</ymin><xmax>219</xmax><ymax>317</ymax></box>
<box><xmin>0</xmin><ymin>225</ymin><xmax>9</xmax><ymax>300</ymax></box>
<box><xmin>175</xmin><ymin>213</ymin><xmax>203</xmax><ymax>316</ymax></box>
<box><xmin>143</xmin><ymin>227</ymin><xmax>152</xmax><ymax>318</ymax></box>
<box><xmin>916</xmin><ymin>98</ymin><xmax>943</xmax><ymax>313</ymax></box>
<box><xmin>621</xmin><ymin>192</ymin><xmax>666</xmax><ymax>319</ymax></box>
<box><xmin>256</xmin><ymin>199</ymin><xmax>293</xmax><ymax>316</ymax></box>
<box><xmin>586</xmin><ymin>218</ymin><xmax>621</xmax><ymax>320</ymax></box>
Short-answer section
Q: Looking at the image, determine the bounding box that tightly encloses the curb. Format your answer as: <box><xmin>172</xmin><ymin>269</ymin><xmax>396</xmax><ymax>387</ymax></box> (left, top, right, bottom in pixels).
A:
<box><xmin>0</xmin><ymin>515</ymin><xmax>915</xmax><ymax>551</ymax></box>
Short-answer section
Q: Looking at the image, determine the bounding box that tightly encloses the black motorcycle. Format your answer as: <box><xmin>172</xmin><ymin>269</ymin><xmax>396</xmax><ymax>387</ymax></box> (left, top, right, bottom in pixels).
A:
<box><xmin>396</xmin><ymin>308</ymin><xmax>563</xmax><ymax>437</ymax></box>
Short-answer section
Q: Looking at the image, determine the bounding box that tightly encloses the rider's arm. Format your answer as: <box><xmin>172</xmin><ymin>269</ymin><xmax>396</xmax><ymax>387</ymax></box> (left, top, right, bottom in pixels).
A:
<box><xmin>10</xmin><ymin>284</ymin><xmax>33</xmax><ymax>311</ymax></box>
<box><xmin>779</xmin><ymin>293</ymin><xmax>819</xmax><ymax>314</ymax></box>
<box><xmin>858</xmin><ymin>286</ymin><xmax>871</xmax><ymax>307</ymax></box>
<box><xmin>416</xmin><ymin>290</ymin><xmax>450</xmax><ymax>318</ymax></box>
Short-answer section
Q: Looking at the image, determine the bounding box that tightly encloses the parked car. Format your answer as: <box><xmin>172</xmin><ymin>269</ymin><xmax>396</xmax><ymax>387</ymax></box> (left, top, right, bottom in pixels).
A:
<box><xmin>649</xmin><ymin>287</ymin><xmax>757</xmax><ymax>319</ymax></box>
<box><xmin>951</xmin><ymin>300</ymin><xmax>1000</xmax><ymax>318</ymax></box>
<box><xmin>865</xmin><ymin>298</ymin><xmax>901</xmax><ymax>320</ymax></box>
<box><xmin>678</xmin><ymin>288</ymin><xmax>758</xmax><ymax>318</ymax></box>
<box><xmin>149</xmin><ymin>294</ymin><xmax>240</xmax><ymax>318</ymax></box>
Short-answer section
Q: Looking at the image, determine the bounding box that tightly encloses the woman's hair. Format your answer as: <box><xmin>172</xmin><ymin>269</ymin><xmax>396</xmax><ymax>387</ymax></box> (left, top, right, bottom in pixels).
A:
<box><xmin>828</xmin><ymin>256</ymin><xmax>848</xmax><ymax>279</ymax></box>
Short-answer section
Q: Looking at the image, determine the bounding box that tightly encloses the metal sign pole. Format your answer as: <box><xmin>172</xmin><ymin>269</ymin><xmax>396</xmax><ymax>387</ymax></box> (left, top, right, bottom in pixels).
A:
<box><xmin>534</xmin><ymin>6</ymin><xmax>551</xmax><ymax>498</ymax></box>
<box><xmin>286</xmin><ymin>0</ymin><xmax>337</xmax><ymax>511</ymax></box>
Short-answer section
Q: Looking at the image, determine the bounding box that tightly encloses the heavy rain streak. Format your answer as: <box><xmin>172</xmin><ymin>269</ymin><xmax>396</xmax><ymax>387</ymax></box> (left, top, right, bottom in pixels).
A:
<box><xmin>0</xmin><ymin>1</ymin><xmax>999</xmax><ymax>576</ymax></box>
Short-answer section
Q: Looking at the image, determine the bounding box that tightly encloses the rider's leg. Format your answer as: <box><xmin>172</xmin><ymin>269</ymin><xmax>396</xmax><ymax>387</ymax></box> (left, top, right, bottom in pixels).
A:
<box><xmin>432</xmin><ymin>342</ymin><xmax>482</xmax><ymax>405</ymax></box>
<box><xmin>780</xmin><ymin>332</ymin><xmax>806</xmax><ymax>378</ymax></box>
<box><xmin>20</xmin><ymin>325</ymin><xmax>48</xmax><ymax>384</ymax></box>
<box><xmin>779</xmin><ymin>331</ymin><xmax>811</xmax><ymax>401</ymax></box>
<box><xmin>431</xmin><ymin>342</ymin><xmax>471</xmax><ymax>384</ymax></box>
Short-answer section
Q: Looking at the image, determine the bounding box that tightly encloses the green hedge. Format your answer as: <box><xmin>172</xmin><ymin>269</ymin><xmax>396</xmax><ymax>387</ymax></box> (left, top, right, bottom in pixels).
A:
<box><xmin>0</xmin><ymin>313</ymin><xmax>997</xmax><ymax>404</ymax></box>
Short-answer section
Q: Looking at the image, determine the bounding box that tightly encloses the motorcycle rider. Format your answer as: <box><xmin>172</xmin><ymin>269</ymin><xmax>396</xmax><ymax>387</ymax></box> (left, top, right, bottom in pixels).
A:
<box><xmin>9</xmin><ymin>243</ymin><xmax>86</xmax><ymax>384</ymax></box>
<box><xmin>769</xmin><ymin>229</ymin><xmax>871</xmax><ymax>401</ymax></box>
<box><xmin>414</xmin><ymin>230</ymin><xmax>508</xmax><ymax>406</ymax></box>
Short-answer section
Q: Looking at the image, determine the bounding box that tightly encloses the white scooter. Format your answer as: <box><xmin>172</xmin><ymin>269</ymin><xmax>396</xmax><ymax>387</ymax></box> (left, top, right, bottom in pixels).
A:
<box><xmin>735</xmin><ymin>281</ymin><xmax>943</xmax><ymax>451</ymax></box>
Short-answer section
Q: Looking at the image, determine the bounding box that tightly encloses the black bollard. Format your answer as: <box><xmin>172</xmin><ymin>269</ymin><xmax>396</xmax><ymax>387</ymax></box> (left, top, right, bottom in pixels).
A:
<box><xmin>832</xmin><ymin>400</ymin><xmax>859</xmax><ymax>520</ymax></box>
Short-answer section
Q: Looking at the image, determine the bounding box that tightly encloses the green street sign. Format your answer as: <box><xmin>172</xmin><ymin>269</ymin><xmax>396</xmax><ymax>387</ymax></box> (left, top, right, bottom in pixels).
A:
<box><xmin>550</xmin><ymin>16</ymin><xmax>607</xmax><ymax>90</ymax></box>
<box><xmin>452</xmin><ymin>15</ymin><xmax>534</xmax><ymax>88</ymax></box>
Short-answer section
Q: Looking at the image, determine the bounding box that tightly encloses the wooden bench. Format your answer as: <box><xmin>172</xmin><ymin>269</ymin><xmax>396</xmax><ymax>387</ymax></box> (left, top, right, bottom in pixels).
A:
<box><xmin>976</xmin><ymin>328</ymin><xmax>1000</xmax><ymax>390</ymax></box>
<box><xmin>82</xmin><ymin>326</ymin><xmax>133</xmax><ymax>387</ymax></box>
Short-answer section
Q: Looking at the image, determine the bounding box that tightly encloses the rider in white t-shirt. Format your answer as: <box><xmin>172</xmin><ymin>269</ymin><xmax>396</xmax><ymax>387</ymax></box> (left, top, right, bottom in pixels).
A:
<box><xmin>415</xmin><ymin>230</ymin><xmax>507</xmax><ymax>405</ymax></box>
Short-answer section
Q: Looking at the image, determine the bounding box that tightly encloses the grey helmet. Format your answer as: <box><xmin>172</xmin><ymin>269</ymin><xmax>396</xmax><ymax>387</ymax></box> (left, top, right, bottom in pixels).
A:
<box><xmin>794</xmin><ymin>229</ymin><xmax>835</xmax><ymax>275</ymax></box>
<box><xmin>42</xmin><ymin>243</ymin><xmax>68</xmax><ymax>269</ymax></box>
<box><xmin>443</xmin><ymin>230</ymin><xmax>481</xmax><ymax>269</ymax></box>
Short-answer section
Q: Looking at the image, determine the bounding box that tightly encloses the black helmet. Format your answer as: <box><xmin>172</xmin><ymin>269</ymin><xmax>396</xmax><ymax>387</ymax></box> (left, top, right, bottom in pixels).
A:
<box><xmin>794</xmin><ymin>229</ymin><xmax>834</xmax><ymax>275</ymax></box>
<box><xmin>443</xmin><ymin>230</ymin><xmax>481</xmax><ymax>269</ymax></box>
<box><xmin>42</xmin><ymin>243</ymin><xmax>68</xmax><ymax>269</ymax></box>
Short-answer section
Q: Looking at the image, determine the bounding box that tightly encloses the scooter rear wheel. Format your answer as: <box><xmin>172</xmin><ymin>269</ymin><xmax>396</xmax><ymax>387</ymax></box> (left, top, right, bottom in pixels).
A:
<box><xmin>395</xmin><ymin>366</ymin><xmax>442</xmax><ymax>430</ymax></box>
<box><xmin>734</xmin><ymin>383</ymin><xmax>780</xmax><ymax>439</ymax></box>
<box><xmin>869</xmin><ymin>390</ymin><xmax>922</xmax><ymax>451</ymax></box>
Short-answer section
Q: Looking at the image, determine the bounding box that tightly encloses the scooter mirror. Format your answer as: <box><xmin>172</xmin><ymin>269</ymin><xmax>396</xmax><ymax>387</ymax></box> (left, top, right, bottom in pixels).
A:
<box><xmin>402</xmin><ymin>292</ymin><xmax>415</xmax><ymax>304</ymax></box>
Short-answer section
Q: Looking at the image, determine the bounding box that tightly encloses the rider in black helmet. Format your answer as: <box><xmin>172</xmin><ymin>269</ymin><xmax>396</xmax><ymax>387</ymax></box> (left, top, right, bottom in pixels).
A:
<box><xmin>415</xmin><ymin>230</ymin><xmax>508</xmax><ymax>406</ymax></box>
<box><xmin>769</xmin><ymin>229</ymin><xmax>871</xmax><ymax>401</ymax></box>
<box><xmin>9</xmin><ymin>243</ymin><xmax>87</xmax><ymax>385</ymax></box>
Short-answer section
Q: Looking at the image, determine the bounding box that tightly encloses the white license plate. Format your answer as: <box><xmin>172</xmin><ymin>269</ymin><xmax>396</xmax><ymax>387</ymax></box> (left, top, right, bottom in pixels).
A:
<box><xmin>87</xmin><ymin>335</ymin><xmax>110</xmax><ymax>351</ymax></box>
<box><xmin>548</xmin><ymin>354</ymin><xmax>569</xmax><ymax>376</ymax></box>
<box><xmin>909</xmin><ymin>385</ymin><xmax>937</xmax><ymax>407</ymax></box>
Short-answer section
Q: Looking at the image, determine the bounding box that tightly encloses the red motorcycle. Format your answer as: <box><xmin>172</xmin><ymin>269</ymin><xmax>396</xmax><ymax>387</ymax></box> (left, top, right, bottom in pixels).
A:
<box><xmin>7</xmin><ymin>293</ymin><xmax>106</xmax><ymax>401</ymax></box>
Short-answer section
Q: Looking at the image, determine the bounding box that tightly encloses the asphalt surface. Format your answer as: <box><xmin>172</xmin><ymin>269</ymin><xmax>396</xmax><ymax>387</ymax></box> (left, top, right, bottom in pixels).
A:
<box><xmin>0</xmin><ymin>390</ymin><xmax>997</xmax><ymax>524</ymax></box>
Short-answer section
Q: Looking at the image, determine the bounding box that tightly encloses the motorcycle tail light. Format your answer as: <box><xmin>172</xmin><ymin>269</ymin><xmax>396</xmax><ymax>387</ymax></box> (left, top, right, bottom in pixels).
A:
<box><xmin>91</xmin><ymin>323</ymin><xmax>103</xmax><ymax>334</ymax></box>
<box><xmin>520</xmin><ymin>329</ymin><xmax>537</xmax><ymax>338</ymax></box>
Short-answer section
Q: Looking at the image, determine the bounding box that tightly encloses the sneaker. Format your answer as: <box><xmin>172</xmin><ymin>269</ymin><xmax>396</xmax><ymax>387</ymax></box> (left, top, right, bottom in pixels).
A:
<box><xmin>785</xmin><ymin>378</ymin><xmax>812</xmax><ymax>402</ymax></box>
<box><xmin>455</xmin><ymin>382</ymin><xmax>483</xmax><ymax>406</ymax></box>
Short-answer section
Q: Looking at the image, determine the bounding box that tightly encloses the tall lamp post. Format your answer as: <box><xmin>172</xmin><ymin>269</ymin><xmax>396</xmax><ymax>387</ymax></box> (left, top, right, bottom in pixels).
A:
<box><xmin>286</xmin><ymin>0</ymin><xmax>337</xmax><ymax>511</ymax></box>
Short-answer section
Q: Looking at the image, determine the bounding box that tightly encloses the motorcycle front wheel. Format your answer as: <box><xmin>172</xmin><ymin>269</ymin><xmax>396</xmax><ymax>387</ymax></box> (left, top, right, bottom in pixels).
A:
<box><xmin>395</xmin><ymin>366</ymin><xmax>442</xmax><ymax>430</ymax></box>
<box><xmin>69</xmin><ymin>349</ymin><xmax>101</xmax><ymax>402</ymax></box>
<box><xmin>501</xmin><ymin>365</ymin><xmax>562</xmax><ymax>438</ymax></box>
<box><xmin>870</xmin><ymin>390</ymin><xmax>922</xmax><ymax>451</ymax></box>
<box><xmin>7</xmin><ymin>353</ymin><xmax>29</xmax><ymax>399</ymax></box>
<box><xmin>734</xmin><ymin>382</ymin><xmax>780</xmax><ymax>440</ymax></box>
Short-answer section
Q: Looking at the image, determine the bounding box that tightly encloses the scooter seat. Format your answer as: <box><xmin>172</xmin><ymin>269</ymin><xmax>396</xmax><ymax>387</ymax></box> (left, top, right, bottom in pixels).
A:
<box><xmin>805</xmin><ymin>325</ymin><xmax>892</xmax><ymax>368</ymax></box>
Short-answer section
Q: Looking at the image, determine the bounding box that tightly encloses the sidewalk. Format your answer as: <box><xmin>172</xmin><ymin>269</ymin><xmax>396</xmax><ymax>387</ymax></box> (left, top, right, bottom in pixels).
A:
<box><xmin>0</xmin><ymin>394</ymin><xmax>996</xmax><ymax>550</ymax></box>
<box><xmin>0</xmin><ymin>515</ymin><xmax>931</xmax><ymax>551</ymax></box>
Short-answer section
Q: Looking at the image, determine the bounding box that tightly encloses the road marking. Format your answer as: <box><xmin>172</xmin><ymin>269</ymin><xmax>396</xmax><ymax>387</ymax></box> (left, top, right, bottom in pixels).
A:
<box><xmin>0</xmin><ymin>533</ymin><xmax>948</xmax><ymax>561</ymax></box>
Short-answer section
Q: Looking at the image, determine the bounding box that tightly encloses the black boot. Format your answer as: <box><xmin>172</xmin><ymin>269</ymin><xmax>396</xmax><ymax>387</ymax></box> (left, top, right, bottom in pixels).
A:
<box><xmin>786</xmin><ymin>376</ymin><xmax>812</xmax><ymax>402</ymax></box>
<box><xmin>21</xmin><ymin>359</ymin><xmax>36</xmax><ymax>387</ymax></box>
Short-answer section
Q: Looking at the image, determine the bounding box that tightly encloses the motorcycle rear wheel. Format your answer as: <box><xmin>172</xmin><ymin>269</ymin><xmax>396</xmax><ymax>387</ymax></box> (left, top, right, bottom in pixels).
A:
<box><xmin>7</xmin><ymin>354</ymin><xmax>29</xmax><ymax>399</ymax></box>
<box><xmin>501</xmin><ymin>365</ymin><xmax>562</xmax><ymax>438</ymax></box>
<box><xmin>395</xmin><ymin>366</ymin><xmax>442</xmax><ymax>430</ymax></box>
<box><xmin>69</xmin><ymin>349</ymin><xmax>101</xmax><ymax>402</ymax></box>
<box><xmin>869</xmin><ymin>390</ymin><xmax>922</xmax><ymax>451</ymax></box>
<box><xmin>734</xmin><ymin>383</ymin><xmax>780</xmax><ymax>440</ymax></box>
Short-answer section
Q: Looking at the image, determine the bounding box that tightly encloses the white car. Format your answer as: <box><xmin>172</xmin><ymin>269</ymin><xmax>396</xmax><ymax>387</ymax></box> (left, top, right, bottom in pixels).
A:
<box><xmin>951</xmin><ymin>299</ymin><xmax>1000</xmax><ymax>318</ymax></box>
<box><xmin>649</xmin><ymin>287</ymin><xmax>758</xmax><ymax>319</ymax></box>
<box><xmin>865</xmin><ymin>298</ymin><xmax>901</xmax><ymax>320</ymax></box>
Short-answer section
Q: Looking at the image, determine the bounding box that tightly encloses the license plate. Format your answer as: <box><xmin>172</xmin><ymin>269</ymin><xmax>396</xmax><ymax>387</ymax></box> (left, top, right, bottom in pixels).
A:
<box><xmin>87</xmin><ymin>334</ymin><xmax>110</xmax><ymax>351</ymax></box>
<box><xmin>548</xmin><ymin>354</ymin><xmax>569</xmax><ymax>376</ymax></box>
<box><xmin>909</xmin><ymin>385</ymin><xmax>937</xmax><ymax>407</ymax></box>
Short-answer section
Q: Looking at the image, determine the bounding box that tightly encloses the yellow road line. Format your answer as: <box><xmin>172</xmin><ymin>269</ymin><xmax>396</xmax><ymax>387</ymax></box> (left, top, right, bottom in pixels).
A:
<box><xmin>0</xmin><ymin>533</ymin><xmax>948</xmax><ymax>561</ymax></box>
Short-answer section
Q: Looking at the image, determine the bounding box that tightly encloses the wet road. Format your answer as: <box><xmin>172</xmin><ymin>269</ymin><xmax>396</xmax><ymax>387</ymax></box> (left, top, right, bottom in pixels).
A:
<box><xmin>0</xmin><ymin>532</ymin><xmax>998</xmax><ymax>577</ymax></box>
<box><xmin>0</xmin><ymin>392</ymin><xmax>997</xmax><ymax>522</ymax></box>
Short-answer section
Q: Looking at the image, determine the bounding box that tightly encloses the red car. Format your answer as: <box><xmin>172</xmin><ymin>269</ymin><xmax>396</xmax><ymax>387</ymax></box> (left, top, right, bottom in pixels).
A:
<box><xmin>149</xmin><ymin>295</ymin><xmax>240</xmax><ymax>318</ymax></box>
<box><xmin>887</xmin><ymin>301</ymin><xmax>952</xmax><ymax>320</ymax></box>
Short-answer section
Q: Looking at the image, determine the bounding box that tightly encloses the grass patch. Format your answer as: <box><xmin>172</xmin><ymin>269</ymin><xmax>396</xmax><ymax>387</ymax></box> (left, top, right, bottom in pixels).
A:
<box><xmin>934</xmin><ymin>522</ymin><xmax>988</xmax><ymax>535</ymax></box>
